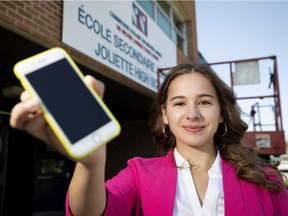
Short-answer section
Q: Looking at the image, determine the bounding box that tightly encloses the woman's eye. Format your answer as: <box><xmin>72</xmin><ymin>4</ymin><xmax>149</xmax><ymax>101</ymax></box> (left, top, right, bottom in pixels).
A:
<box><xmin>174</xmin><ymin>102</ymin><xmax>185</xmax><ymax>106</ymax></box>
<box><xmin>199</xmin><ymin>100</ymin><xmax>211</xmax><ymax>105</ymax></box>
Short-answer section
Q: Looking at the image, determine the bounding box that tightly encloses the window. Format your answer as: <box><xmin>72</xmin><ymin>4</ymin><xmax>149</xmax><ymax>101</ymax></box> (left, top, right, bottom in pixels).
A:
<box><xmin>136</xmin><ymin>0</ymin><xmax>187</xmax><ymax>54</ymax></box>
<box><xmin>137</xmin><ymin>1</ymin><xmax>154</xmax><ymax>19</ymax></box>
<box><xmin>156</xmin><ymin>9</ymin><xmax>171</xmax><ymax>37</ymax></box>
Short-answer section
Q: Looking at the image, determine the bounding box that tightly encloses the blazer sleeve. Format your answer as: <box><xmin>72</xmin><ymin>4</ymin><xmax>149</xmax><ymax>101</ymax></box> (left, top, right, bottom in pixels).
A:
<box><xmin>65</xmin><ymin>158</ymin><xmax>140</xmax><ymax>216</ymax></box>
<box><xmin>103</xmin><ymin>159</ymin><xmax>140</xmax><ymax>216</ymax></box>
<box><xmin>270</xmin><ymin>186</ymin><xmax>288</xmax><ymax>215</ymax></box>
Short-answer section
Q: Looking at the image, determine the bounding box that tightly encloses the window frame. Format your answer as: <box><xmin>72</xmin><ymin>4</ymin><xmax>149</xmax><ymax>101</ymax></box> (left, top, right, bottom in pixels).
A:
<box><xmin>136</xmin><ymin>0</ymin><xmax>187</xmax><ymax>54</ymax></box>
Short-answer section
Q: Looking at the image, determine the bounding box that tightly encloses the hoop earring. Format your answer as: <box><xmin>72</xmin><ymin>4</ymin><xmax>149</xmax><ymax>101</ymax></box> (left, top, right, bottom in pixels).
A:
<box><xmin>217</xmin><ymin>122</ymin><xmax>227</xmax><ymax>137</ymax></box>
<box><xmin>162</xmin><ymin>124</ymin><xmax>168</xmax><ymax>138</ymax></box>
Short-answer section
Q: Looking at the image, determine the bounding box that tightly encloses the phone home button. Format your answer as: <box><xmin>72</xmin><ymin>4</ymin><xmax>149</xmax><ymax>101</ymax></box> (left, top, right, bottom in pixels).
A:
<box><xmin>92</xmin><ymin>133</ymin><xmax>101</xmax><ymax>143</ymax></box>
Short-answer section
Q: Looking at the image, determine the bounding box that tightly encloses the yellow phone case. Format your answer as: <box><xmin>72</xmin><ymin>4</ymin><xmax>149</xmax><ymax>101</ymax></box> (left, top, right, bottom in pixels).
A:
<box><xmin>13</xmin><ymin>47</ymin><xmax>121</xmax><ymax>159</ymax></box>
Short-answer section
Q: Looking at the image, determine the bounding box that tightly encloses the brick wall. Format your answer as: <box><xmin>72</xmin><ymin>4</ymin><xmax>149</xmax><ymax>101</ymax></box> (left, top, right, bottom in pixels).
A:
<box><xmin>0</xmin><ymin>1</ymin><xmax>62</xmax><ymax>46</ymax></box>
<box><xmin>179</xmin><ymin>1</ymin><xmax>199</xmax><ymax>64</ymax></box>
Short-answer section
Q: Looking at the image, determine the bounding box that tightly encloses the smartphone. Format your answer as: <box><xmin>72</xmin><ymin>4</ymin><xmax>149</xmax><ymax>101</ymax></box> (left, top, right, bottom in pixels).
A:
<box><xmin>13</xmin><ymin>47</ymin><xmax>121</xmax><ymax>159</ymax></box>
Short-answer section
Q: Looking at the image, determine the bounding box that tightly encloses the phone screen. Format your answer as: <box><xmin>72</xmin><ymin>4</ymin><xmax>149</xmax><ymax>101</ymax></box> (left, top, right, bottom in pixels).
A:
<box><xmin>26</xmin><ymin>58</ymin><xmax>111</xmax><ymax>144</ymax></box>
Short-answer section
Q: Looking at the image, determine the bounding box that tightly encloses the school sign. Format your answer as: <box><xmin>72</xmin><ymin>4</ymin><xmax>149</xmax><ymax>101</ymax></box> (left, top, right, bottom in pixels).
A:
<box><xmin>62</xmin><ymin>0</ymin><xmax>177</xmax><ymax>92</ymax></box>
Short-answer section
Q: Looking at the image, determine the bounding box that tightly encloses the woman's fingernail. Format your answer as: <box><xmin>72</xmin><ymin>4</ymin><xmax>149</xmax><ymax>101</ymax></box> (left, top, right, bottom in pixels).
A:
<box><xmin>24</xmin><ymin>99</ymin><xmax>39</xmax><ymax>109</ymax></box>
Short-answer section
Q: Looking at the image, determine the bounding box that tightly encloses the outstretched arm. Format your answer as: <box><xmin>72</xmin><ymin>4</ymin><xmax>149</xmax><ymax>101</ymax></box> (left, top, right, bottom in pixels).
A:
<box><xmin>10</xmin><ymin>75</ymin><xmax>108</xmax><ymax>215</ymax></box>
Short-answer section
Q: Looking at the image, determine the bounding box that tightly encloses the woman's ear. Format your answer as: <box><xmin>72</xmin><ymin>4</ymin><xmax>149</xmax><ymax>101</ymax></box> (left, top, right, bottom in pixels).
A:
<box><xmin>161</xmin><ymin>105</ymin><xmax>168</xmax><ymax>124</ymax></box>
<box><xmin>219</xmin><ymin>115</ymin><xmax>224</xmax><ymax>123</ymax></box>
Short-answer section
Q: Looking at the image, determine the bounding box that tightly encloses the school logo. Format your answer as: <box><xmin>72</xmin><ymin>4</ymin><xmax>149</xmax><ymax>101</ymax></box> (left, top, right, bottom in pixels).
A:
<box><xmin>132</xmin><ymin>2</ymin><xmax>148</xmax><ymax>36</ymax></box>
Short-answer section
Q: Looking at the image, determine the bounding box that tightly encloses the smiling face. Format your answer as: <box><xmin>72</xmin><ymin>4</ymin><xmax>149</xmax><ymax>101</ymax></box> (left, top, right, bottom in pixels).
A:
<box><xmin>162</xmin><ymin>72</ymin><xmax>223</xmax><ymax>152</ymax></box>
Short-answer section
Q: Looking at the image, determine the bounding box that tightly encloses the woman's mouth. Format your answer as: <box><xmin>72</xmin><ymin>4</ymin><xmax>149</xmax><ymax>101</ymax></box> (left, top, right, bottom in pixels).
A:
<box><xmin>183</xmin><ymin>125</ymin><xmax>205</xmax><ymax>133</ymax></box>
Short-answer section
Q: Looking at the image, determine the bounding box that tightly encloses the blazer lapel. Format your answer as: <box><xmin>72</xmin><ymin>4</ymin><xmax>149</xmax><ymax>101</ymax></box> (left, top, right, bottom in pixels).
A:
<box><xmin>154</xmin><ymin>151</ymin><xmax>177</xmax><ymax>215</ymax></box>
<box><xmin>221</xmin><ymin>159</ymin><xmax>244</xmax><ymax>216</ymax></box>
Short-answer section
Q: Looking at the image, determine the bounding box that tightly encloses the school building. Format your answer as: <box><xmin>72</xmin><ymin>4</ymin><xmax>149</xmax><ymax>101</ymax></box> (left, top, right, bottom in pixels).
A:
<box><xmin>0</xmin><ymin>1</ymin><xmax>204</xmax><ymax>215</ymax></box>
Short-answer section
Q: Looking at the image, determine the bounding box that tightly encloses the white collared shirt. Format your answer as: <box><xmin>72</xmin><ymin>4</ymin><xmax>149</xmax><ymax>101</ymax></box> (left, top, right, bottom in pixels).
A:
<box><xmin>173</xmin><ymin>148</ymin><xmax>224</xmax><ymax>216</ymax></box>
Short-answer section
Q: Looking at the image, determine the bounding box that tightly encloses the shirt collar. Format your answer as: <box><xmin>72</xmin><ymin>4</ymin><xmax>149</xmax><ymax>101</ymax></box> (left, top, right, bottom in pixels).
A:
<box><xmin>174</xmin><ymin>147</ymin><xmax>190</xmax><ymax>168</ymax></box>
<box><xmin>173</xmin><ymin>147</ymin><xmax>222</xmax><ymax>176</ymax></box>
<box><xmin>209</xmin><ymin>150</ymin><xmax>222</xmax><ymax>177</ymax></box>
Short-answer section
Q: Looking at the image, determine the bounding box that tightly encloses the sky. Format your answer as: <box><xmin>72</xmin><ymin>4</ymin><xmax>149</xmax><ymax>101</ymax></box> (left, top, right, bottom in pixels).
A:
<box><xmin>195</xmin><ymin>0</ymin><xmax>288</xmax><ymax>141</ymax></box>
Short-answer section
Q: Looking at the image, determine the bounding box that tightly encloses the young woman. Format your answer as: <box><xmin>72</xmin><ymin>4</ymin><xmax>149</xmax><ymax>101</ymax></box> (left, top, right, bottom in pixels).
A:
<box><xmin>10</xmin><ymin>64</ymin><xmax>288</xmax><ymax>215</ymax></box>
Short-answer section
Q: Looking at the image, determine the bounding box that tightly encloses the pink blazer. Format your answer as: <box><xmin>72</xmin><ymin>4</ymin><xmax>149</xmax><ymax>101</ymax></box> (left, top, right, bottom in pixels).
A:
<box><xmin>66</xmin><ymin>151</ymin><xmax>288</xmax><ymax>215</ymax></box>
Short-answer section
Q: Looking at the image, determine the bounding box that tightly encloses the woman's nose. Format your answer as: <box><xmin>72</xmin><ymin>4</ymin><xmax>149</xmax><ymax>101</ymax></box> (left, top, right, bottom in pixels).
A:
<box><xmin>186</xmin><ymin>105</ymin><xmax>201</xmax><ymax>120</ymax></box>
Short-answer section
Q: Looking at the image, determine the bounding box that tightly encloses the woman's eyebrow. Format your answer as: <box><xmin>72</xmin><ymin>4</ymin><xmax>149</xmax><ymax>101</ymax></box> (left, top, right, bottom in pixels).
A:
<box><xmin>170</xmin><ymin>93</ymin><xmax>215</xmax><ymax>102</ymax></box>
<box><xmin>197</xmin><ymin>93</ymin><xmax>215</xmax><ymax>99</ymax></box>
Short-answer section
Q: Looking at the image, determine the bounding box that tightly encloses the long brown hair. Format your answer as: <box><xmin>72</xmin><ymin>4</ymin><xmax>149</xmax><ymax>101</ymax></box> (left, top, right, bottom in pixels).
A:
<box><xmin>149</xmin><ymin>63</ymin><xmax>285</xmax><ymax>192</ymax></box>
